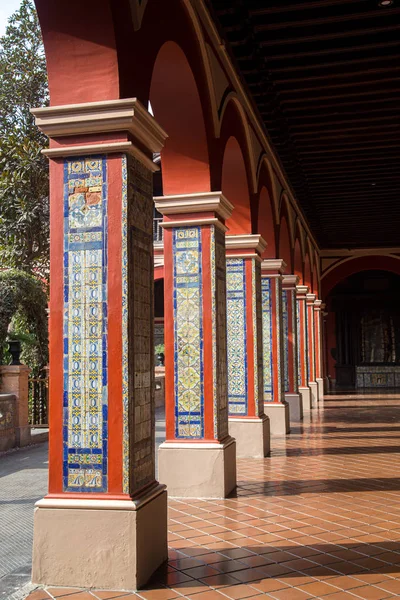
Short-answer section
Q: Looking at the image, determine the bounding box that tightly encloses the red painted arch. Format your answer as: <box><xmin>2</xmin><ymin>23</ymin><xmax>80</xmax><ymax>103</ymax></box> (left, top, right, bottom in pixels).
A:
<box><xmin>150</xmin><ymin>42</ymin><xmax>211</xmax><ymax>195</ymax></box>
<box><xmin>34</xmin><ymin>0</ymin><xmax>120</xmax><ymax>105</ymax></box>
<box><xmin>322</xmin><ymin>255</ymin><xmax>400</xmax><ymax>300</ymax></box>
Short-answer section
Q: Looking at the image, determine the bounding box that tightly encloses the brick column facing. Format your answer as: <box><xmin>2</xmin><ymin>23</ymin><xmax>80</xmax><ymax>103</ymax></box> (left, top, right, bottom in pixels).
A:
<box><xmin>0</xmin><ymin>365</ymin><xmax>31</xmax><ymax>446</ymax></box>
<box><xmin>261</xmin><ymin>259</ymin><xmax>290</xmax><ymax>435</ymax></box>
<box><xmin>306</xmin><ymin>293</ymin><xmax>319</xmax><ymax>407</ymax></box>
<box><xmin>30</xmin><ymin>98</ymin><xmax>169</xmax><ymax>591</ymax></box>
<box><xmin>296</xmin><ymin>285</ymin><xmax>312</xmax><ymax>411</ymax></box>
<box><xmin>155</xmin><ymin>192</ymin><xmax>237</xmax><ymax>498</ymax></box>
<box><xmin>225</xmin><ymin>234</ymin><xmax>270</xmax><ymax>458</ymax></box>
<box><xmin>314</xmin><ymin>299</ymin><xmax>324</xmax><ymax>399</ymax></box>
<box><xmin>282</xmin><ymin>275</ymin><xmax>303</xmax><ymax>421</ymax></box>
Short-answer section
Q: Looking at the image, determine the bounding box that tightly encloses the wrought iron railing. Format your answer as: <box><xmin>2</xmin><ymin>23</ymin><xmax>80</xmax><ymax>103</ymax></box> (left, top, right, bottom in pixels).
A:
<box><xmin>153</xmin><ymin>216</ymin><xmax>163</xmax><ymax>243</ymax></box>
<box><xmin>29</xmin><ymin>370</ymin><xmax>49</xmax><ymax>427</ymax></box>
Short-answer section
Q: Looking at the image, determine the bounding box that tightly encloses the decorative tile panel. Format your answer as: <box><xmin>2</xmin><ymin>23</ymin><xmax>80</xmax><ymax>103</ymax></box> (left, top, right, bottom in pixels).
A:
<box><xmin>63</xmin><ymin>157</ymin><xmax>108</xmax><ymax>492</ymax></box>
<box><xmin>226</xmin><ymin>258</ymin><xmax>248</xmax><ymax>415</ymax></box>
<box><xmin>291</xmin><ymin>291</ymin><xmax>299</xmax><ymax>393</ymax></box>
<box><xmin>253</xmin><ymin>260</ymin><xmax>264</xmax><ymax>416</ymax></box>
<box><xmin>173</xmin><ymin>227</ymin><xmax>204</xmax><ymax>438</ymax></box>
<box><xmin>282</xmin><ymin>290</ymin><xmax>290</xmax><ymax>393</ymax></box>
<box><xmin>125</xmin><ymin>155</ymin><xmax>155</xmax><ymax>494</ymax></box>
<box><xmin>275</xmin><ymin>278</ymin><xmax>284</xmax><ymax>403</ymax></box>
<box><xmin>356</xmin><ymin>365</ymin><xmax>400</xmax><ymax>388</ymax></box>
<box><xmin>262</xmin><ymin>278</ymin><xmax>273</xmax><ymax>401</ymax></box>
<box><xmin>215</xmin><ymin>228</ymin><xmax>229</xmax><ymax>438</ymax></box>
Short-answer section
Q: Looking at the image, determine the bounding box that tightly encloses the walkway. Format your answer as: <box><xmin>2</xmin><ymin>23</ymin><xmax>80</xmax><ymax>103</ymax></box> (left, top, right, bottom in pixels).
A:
<box><xmin>22</xmin><ymin>392</ymin><xmax>400</xmax><ymax>599</ymax></box>
<box><xmin>0</xmin><ymin>443</ymin><xmax>48</xmax><ymax>600</ymax></box>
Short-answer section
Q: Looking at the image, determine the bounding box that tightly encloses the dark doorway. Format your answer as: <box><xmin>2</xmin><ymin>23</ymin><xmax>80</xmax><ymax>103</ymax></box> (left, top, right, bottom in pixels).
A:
<box><xmin>328</xmin><ymin>270</ymin><xmax>400</xmax><ymax>389</ymax></box>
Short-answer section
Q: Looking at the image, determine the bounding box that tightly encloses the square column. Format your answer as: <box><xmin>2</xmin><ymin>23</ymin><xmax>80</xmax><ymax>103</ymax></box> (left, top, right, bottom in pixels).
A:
<box><xmin>261</xmin><ymin>260</ymin><xmax>290</xmax><ymax>435</ymax></box>
<box><xmin>306</xmin><ymin>293</ymin><xmax>319</xmax><ymax>407</ymax></box>
<box><xmin>314</xmin><ymin>299</ymin><xmax>324</xmax><ymax>400</ymax></box>
<box><xmin>30</xmin><ymin>99</ymin><xmax>168</xmax><ymax>591</ymax></box>
<box><xmin>282</xmin><ymin>275</ymin><xmax>303</xmax><ymax>422</ymax></box>
<box><xmin>296</xmin><ymin>285</ymin><xmax>312</xmax><ymax>411</ymax></box>
<box><xmin>225</xmin><ymin>235</ymin><xmax>270</xmax><ymax>458</ymax></box>
<box><xmin>155</xmin><ymin>192</ymin><xmax>237</xmax><ymax>498</ymax></box>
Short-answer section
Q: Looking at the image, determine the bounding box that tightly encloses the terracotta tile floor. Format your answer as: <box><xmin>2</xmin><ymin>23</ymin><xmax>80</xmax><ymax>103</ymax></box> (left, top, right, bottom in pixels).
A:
<box><xmin>28</xmin><ymin>392</ymin><xmax>400</xmax><ymax>600</ymax></box>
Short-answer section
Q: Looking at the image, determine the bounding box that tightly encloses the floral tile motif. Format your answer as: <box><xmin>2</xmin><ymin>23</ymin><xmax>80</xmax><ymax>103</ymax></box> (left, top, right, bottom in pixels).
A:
<box><xmin>262</xmin><ymin>277</ymin><xmax>273</xmax><ymax>401</ymax></box>
<box><xmin>63</xmin><ymin>157</ymin><xmax>108</xmax><ymax>492</ymax></box>
<box><xmin>282</xmin><ymin>290</ymin><xmax>290</xmax><ymax>393</ymax></box>
<box><xmin>173</xmin><ymin>227</ymin><xmax>204</xmax><ymax>438</ymax></box>
<box><xmin>226</xmin><ymin>258</ymin><xmax>248</xmax><ymax>416</ymax></box>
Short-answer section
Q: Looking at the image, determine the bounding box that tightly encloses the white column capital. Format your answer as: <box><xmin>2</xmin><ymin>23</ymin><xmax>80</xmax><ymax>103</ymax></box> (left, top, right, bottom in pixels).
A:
<box><xmin>31</xmin><ymin>98</ymin><xmax>168</xmax><ymax>151</ymax></box>
<box><xmin>261</xmin><ymin>258</ymin><xmax>286</xmax><ymax>275</ymax></box>
<box><xmin>306</xmin><ymin>293</ymin><xmax>317</xmax><ymax>303</ymax></box>
<box><xmin>155</xmin><ymin>191</ymin><xmax>233</xmax><ymax>222</ymax></box>
<box><xmin>314</xmin><ymin>299</ymin><xmax>323</xmax><ymax>310</ymax></box>
<box><xmin>282</xmin><ymin>274</ymin><xmax>299</xmax><ymax>289</ymax></box>
<box><xmin>226</xmin><ymin>234</ymin><xmax>267</xmax><ymax>256</ymax></box>
<box><xmin>296</xmin><ymin>285</ymin><xmax>309</xmax><ymax>297</ymax></box>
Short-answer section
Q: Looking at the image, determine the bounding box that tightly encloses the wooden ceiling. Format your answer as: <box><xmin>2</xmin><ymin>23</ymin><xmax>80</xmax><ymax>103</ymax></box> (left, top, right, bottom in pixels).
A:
<box><xmin>209</xmin><ymin>0</ymin><xmax>400</xmax><ymax>249</ymax></box>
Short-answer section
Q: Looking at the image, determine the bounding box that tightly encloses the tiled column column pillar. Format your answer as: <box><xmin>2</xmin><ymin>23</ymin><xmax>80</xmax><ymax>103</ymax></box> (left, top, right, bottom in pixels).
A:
<box><xmin>30</xmin><ymin>99</ymin><xmax>168</xmax><ymax>591</ymax></box>
<box><xmin>296</xmin><ymin>285</ymin><xmax>312</xmax><ymax>411</ymax></box>
<box><xmin>155</xmin><ymin>192</ymin><xmax>237</xmax><ymax>498</ymax></box>
<box><xmin>306</xmin><ymin>293</ymin><xmax>319</xmax><ymax>407</ymax></box>
<box><xmin>261</xmin><ymin>260</ymin><xmax>290</xmax><ymax>435</ymax></box>
<box><xmin>314</xmin><ymin>299</ymin><xmax>324</xmax><ymax>400</ymax></box>
<box><xmin>322</xmin><ymin>304</ymin><xmax>330</xmax><ymax>393</ymax></box>
<box><xmin>225</xmin><ymin>235</ymin><xmax>270</xmax><ymax>458</ymax></box>
<box><xmin>282</xmin><ymin>275</ymin><xmax>303</xmax><ymax>421</ymax></box>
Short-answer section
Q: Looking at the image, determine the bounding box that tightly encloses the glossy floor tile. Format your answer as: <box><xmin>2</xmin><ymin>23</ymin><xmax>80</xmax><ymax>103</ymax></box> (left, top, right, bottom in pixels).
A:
<box><xmin>27</xmin><ymin>392</ymin><xmax>400</xmax><ymax>599</ymax></box>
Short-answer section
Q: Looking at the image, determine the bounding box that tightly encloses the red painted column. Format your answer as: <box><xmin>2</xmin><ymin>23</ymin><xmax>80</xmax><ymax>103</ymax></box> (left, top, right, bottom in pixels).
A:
<box><xmin>314</xmin><ymin>299</ymin><xmax>324</xmax><ymax>400</ymax></box>
<box><xmin>225</xmin><ymin>234</ymin><xmax>270</xmax><ymax>458</ymax></box>
<box><xmin>282</xmin><ymin>275</ymin><xmax>303</xmax><ymax>421</ymax></box>
<box><xmin>30</xmin><ymin>99</ymin><xmax>169</xmax><ymax>591</ymax></box>
<box><xmin>321</xmin><ymin>303</ymin><xmax>330</xmax><ymax>393</ymax></box>
<box><xmin>261</xmin><ymin>260</ymin><xmax>290</xmax><ymax>435</ymax></box>
<box><xmin>306</xmin><ymin>293</ymin><xmax>319</xmax><ymax>407</ymax></box>
<box><xmin>296</xmin><ymin>285</ymin><xmax>311</xmax><ymax>411</ymax></box>
<box><xmin>155</xmin><ymin>192</ymin><xmax>237</xmax><ymax>498</ymax></box>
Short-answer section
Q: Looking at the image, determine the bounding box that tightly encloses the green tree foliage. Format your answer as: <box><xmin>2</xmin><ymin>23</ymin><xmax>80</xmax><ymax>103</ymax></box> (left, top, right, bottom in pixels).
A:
<box><xmin>0</xmin><ymin>269</ymin><xmax>48</xmax><ymax>371</ymax></box>
<box><xmin>0</xmin><ymin>0</ymin><xmax>49</xmax><ymax>276</ymax></box>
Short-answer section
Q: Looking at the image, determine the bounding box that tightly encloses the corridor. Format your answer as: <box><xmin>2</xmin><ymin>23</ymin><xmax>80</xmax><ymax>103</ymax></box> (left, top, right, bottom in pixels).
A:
<box><xmin>31</xmin><ymin>393</ymin><xmax>400</xmax><ymax>600</ymax></box>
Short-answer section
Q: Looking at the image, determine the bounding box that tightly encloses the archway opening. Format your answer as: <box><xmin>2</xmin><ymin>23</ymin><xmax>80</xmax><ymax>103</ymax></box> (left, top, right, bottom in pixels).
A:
<box><xmin>326</xmin><ymin>270</ymin><xmax>400</xmax><ymax>390</ymax></box>
<box><xmin>258</xmin><ymin>186</ymin><xmax>276</xmax><ymax>258</ymax></box>
<box><xmin>279</xmin><ymin>217</ymin><xmax>291</xmax><ymax>270</ymax></box>
<box><xmin>222</xmin><ymin>136</ymin><xmax>251</xmax><ymax>234</ymax></box>
<box><xmin>150</xmin><ymin>41</ymin><xmax>211</xmax><ymax>195</ymax></box>
<box><xmin>294</xmin><ymin>239</ymin><xmax>303</xmax><ymax>283</ymax></box>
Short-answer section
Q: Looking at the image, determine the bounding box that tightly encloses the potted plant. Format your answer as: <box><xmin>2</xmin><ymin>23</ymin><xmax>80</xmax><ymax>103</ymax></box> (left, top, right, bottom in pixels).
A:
<box><xmin>155</xmin><ymin>344</ymin><xmax>165</xmax><ymax>367</ymax></box>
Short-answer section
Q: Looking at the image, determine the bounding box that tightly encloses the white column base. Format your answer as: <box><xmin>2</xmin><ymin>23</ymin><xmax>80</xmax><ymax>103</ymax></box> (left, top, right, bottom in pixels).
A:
<box><xmin>316</xmin><ymin>378</ymin><xmax>324</xmax><ymax>400</ymax></box>
<box><xmin>285</xmin><ymin>393</ymin><xmax>303</xmax><ymax>421</ymax></box>
<box><xmin>263</xmin><ymin>401</ymin><xmax>290</xmax><ymax>435</ymax></box>
<box><xmin>32</xmin><ymin>484</ymin><xmax>168</xmax><ymax>591</ymax></box>
<box><xmin>308</xmin><ymin>381</ymin><xmax>319</xmax><ymax>407</ymax></box>
<box><xmin>299</xmin><ymin>387</ymin><xmax>311</xmax><ymax>411</ymax></box>
<box><xmin>158</xmin><ymin>437</ymin><xmax>236</xmax><ymax>498</ymax></box>
<box><xmin>229</xmin><ymin>415</ymin><xmax>270</xmax><ymax>458</ymax></box>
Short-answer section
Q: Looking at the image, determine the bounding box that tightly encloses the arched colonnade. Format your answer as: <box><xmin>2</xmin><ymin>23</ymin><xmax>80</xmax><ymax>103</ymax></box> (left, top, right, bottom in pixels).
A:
<box><xmin>31</xmin><ymin>0</ymin><xmax>324</xmax><ymax>591</ymax></box>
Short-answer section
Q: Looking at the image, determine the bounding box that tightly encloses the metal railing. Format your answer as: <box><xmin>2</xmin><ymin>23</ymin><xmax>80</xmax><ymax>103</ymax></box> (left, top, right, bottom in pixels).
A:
<box><xmin>29</xmin><ymin>370</ymin><xmax>49</xmax><ymax>427</ymax></box>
